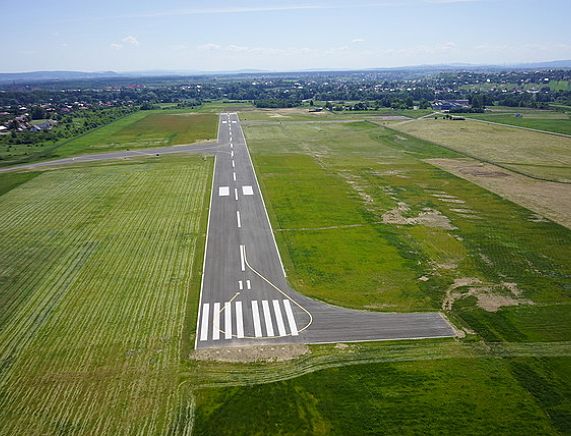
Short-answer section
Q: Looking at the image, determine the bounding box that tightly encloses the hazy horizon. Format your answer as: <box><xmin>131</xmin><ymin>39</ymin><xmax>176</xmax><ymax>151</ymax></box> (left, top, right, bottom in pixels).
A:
<box><xmin>2</xmin><ymin>0</ymin><xmax>570</xmax><ymax>73</ymax></box>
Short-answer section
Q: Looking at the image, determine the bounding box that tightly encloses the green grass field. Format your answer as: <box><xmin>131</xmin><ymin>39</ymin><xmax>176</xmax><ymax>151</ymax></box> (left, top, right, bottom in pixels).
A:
<box><xmin>0</xmin><ymin>157</ymin><xmax>212</xmax><ymax>434</ymax></box>
<box><xmin>194</xmin><ymin>356</ymin><xmax>565</xmax><ymax>435</ymax></box>
<box><xmin>465</xmin><ymin>111</ymin><xmax>571</xmax><ymax>136</ymax></box>
<box><xmin>55</xmin><ymin>111</ymin><xmax>218</xmax><ymax>156</ymax></box>
<box><xmin>243</xmin><ymin>120</ymin><xmax>570</xmax><ymax>315</ymax></box>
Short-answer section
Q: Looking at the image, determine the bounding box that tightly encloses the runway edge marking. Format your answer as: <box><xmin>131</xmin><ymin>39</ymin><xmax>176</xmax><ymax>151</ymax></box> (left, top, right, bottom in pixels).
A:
<box><xmin>194</xmin><ymin>149</ymin><xmax>218</xmax><ymax>350</ymax></box>
<box><xmin>237</xmin><ymin>113</ymin><xmax>288</xmax><ymax>277</ymax></box>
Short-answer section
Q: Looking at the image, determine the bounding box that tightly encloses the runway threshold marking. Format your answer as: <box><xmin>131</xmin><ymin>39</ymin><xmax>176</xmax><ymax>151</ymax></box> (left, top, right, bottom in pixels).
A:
<box><xmin>283</xmin><ymin>300</ymin><xmax>299</xmax><ymax>336</ymax></box>
<box><xmin>212</xmin><ymin>302</ymin><xmax>220</xmax><ymax>340</ymax></box>
<box><xmin>252</xmin><ymin>300</ymin><xmax>263</xmax><ymax>337</ymax></box>
<box><xmin>235</xmin><ymin>301</ymin><xmax>244</xmax><ymax>338</ymax></box>
<box><xmin>273</xmin><ymin>300</ymin><xmax>287</xmax><ymax>337</ymax></box>
<box><xmin>224</xmin><ymin>302</ymin><xmax>232</xmax><ymax>339</ymax></box>
<box><xmin>246</xmin><ymin>279</ymin><xmax>251</xmax><ymax>290</ymax></box>
<box><xmin>199</xmin><ymin>303</ymin><xmax>210</xmax><ymax>341</ymax></box>
<box><xmin>238</xmin><ymin>280</ymin><xmax>243</xmax><ymax>290</ymax></box>
<box><xmin>261</xmin><ymin>300</ymin><xmax>275</xmax><ymax>337</ymax></box>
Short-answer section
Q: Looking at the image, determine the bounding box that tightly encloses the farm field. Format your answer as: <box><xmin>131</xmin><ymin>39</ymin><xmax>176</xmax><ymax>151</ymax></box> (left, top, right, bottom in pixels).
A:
<box><xmin>0</xmin><ymin>156</ymin><xmax>212</xmax><ymax>434</ymax></box>
<box><xmin>391</xmin><ymin>117</ymin><xmax>571</xmax><ymax>182</ymax></box>
<box><xmin>426</xmin><ymin>158</ymin><xmax>571</xmax><ymax>228</ymax></box>
<box><xmin>465</xmin><ymin>111</ymin><xmax>571</xmax><ymax>136</ymax></box>
<box><xmin>55</xmin><ymin>111</ymin><xmax>218</xmax><ymax>157</ymax></box>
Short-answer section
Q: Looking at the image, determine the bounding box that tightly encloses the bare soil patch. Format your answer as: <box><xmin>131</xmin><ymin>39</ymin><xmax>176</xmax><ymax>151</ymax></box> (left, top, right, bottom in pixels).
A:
<box><xmin>443</xmin><ymin>278</ymin><xmax>533</xmax><ymax>312</ymax></box>
<box><xmin>192</xmin><ymin>344</ymin><xmax>310</xmax><ymax>363</ymax></box>
<box><xmin>427</xmin><ymin>158</ymin><xmax>571</xmax><ymax>229</ymax></box>
<box><xmin>382</xmin><ymin>202</ymin><xmax>456</xmax><ymax>230</ymax></box>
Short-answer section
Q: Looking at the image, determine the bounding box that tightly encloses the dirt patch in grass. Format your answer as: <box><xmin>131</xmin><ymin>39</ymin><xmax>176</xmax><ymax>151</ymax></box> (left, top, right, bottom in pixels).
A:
<box><xmin>427</xmin><ymin>158</ymin><xmax>571</xmax><ymax>229</ymax></box>
<box><xmin>443</xmin><ymin>278</ymin><xmax>533</xmax><ymax>312</ymax></box>
<box><xmin>192</xmin><ymin>344</ymin><xmax>310</xmax><ymax>363</ymax></box>
<box><xmin>382</xmin><ymin>202</ymin><xmax>456</xmax><ymax>230</ymax></box>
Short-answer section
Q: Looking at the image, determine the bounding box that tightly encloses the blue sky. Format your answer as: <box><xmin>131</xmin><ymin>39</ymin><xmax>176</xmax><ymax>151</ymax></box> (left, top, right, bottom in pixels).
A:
<box><xmin>2</xmin><ymin>0</ymin><xmax>570</xmax><ymax>72</ymax></box>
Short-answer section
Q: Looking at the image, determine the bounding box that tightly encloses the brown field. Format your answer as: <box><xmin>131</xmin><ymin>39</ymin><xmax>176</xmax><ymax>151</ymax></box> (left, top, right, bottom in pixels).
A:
<box><xmin>426</xmin><ymin>158</ymin><xmax>571</xmax><ymax>229</ymax></box>
<box><xmin>392</xmin><ymin>118</ymin><xmax>571</xmax><ymax>182</ymax></box>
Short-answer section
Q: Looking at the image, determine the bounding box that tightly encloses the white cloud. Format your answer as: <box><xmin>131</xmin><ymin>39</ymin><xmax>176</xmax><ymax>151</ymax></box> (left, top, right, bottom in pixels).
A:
<box><xmin>122</xmin><ymin>35</ymin><xmax>139</xmax><ymax>46</ymax></box>
<box><xmin>110</xmin><ymin>43</ymin><xmax>123</xmax><ymax>50</ymax></box>
<box><xmin>352</xmin><ymin>38</ymin><xmax>366</xmax><ymax>44</ymax></box>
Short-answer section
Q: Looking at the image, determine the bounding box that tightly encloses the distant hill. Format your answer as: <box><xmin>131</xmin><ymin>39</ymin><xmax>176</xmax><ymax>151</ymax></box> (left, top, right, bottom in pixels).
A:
<box><xmin>0</xmin><ymin>70</ymin><xmax>120</xmax><ymax>83</ymax></box>
<box><xmin>1</xmin><ymin>60</ymin><xmax>569</xmax><ymax>83</ymax></box>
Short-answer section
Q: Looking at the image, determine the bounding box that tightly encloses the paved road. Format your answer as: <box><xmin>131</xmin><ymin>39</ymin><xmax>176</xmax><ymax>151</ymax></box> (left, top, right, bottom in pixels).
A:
<box><xmin>0</xmin><ymin>142</ymin><xmax>221</xmax><ymax>173</ymax></box>
<box><xmin>195</xmin><ymin>113</ymin><xmax>455</xmax><ymax>349</ymax></box>
<box><xmin>1</xmin><ymin>114</ymin><xmax>455</xmax><ymax>347</ymax></box>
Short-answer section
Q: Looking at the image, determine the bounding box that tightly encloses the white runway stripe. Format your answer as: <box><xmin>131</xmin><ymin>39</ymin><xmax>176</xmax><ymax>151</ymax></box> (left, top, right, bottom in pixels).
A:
<box><xmin>246</xmin><ymin>279</ymin><xmax>251</xmax><ymax>290</ymax></box>
<box><xmin>261</xmin><ymin>300</ymin><xmax>275</xmax><ymax>337</ymax></box>
<box><xmin>236</xmin><ymin>210</ymin><xmax>241</xmax><ymax>228</ymax></box>
<box><xmin>252</xmin><ymin>300</ymin><xmax>262</xmax><ymax>337</ymax></box>
<box><xmin>199</xmin><ymin>303</ymin><xmax>210</xmax><ymax>341</ymax></box>
<box><xmin>235</xmin><ymin>301</ymin><xmax>244</xmax><ymax>338</ymax></box>
<box><xmin>238</xmin><ymin>280</ymin><xmax>243</xmax><ymax>290</ymax></box>
<box><xmin>283</xmin><ymin>300</ymin><xmax>299</xmax><ymax>336</ymax></box>
<box><xmin>233</xmin><ymin>172</ymin><xmax>237</xmax><ymax>181</ymax></box>
<box><xmin>240</xmin><ymin>245</ymin><xmax>245</xmax><ymax>271</ymax></box>
<box><xmin>273</xmin><ymin>300</ymin><xmax>287</xmax><ymax>337</ymax></box>
<box><xmin>224</xmin><ymin>302</ymin><xmax>232</xmax><ymax>339</ymax></box>
<box><xmin>212</xmin><ymin>302</ymin><xmax>220</xmax><ymax>340</ymax></box>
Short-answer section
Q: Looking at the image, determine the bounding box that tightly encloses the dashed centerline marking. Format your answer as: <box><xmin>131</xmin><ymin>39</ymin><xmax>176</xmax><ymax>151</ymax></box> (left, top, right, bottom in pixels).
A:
<box><xmin>232</xmin><ymin>160</ymin><xmax>235</xmax><ymax>168</ymax></box>
<box><xmin>236</xmin><ymin>210</ymin><xmax>242</xmax><ymax>228</ymax></box>
<box><xmin>234</xmin><ymin>188</ymin><xmax>239</xmax><ymax>201</ymax></box>
<box><xmin>233</xmin><ymin>172</ymin><xmax>237</xmax><ymax>181</ymax></box>
<box><xmin>239</xmin><ymin>245</ymin><xmax>246</xmax><ymax>272</ymax></box>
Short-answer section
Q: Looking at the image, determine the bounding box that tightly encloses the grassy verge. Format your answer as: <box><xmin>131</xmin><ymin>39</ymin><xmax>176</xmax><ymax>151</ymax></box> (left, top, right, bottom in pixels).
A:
<box><xmin>55</xmin><ymin>111</ymin><xmax>218</xmax><ymax>156</ymax></box>
<box><xmin>0</xmin><ymin>156</ymin><xmax>212</xmax><ymax>434</ymax></box>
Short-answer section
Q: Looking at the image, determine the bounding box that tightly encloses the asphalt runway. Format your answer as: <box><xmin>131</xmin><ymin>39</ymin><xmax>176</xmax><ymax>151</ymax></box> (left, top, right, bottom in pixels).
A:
<box><xmin>195</xmin><ymin>113</ymin><xmax>455</xmax><ymax>349</ymax></box>
<box><xmin>1</xmin><ymin>113</ymin><xmax>456</xmax><ymax>347</ymax></box>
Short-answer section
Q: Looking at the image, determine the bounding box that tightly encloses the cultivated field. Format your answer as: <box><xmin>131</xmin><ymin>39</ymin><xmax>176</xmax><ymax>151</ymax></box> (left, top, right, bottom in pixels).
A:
<box><xmin>392</xmin><ymin>117</ymin><xmax>571</xmax><ymax>182</ymax></box>
<box><xmin>0</xmin><ymin>157</ymin><xmax>212</xmax><ymax>434</ymax></box>
<box><xmin>465</xmin><ymin>109</ymin><xmax>571</xmax><ymax>136</ymax></box>
<box><xmin>55</xmin><ymin>111</ymin><xmax>218</xmax><ymax>157</ymax></box>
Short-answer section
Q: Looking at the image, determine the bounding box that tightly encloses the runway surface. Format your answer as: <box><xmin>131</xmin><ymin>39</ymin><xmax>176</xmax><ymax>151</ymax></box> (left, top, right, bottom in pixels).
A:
<box><xmin>1</xmin><ymin>113</ymin><xmax>456</xmax><ymax>347</ymax></box>
<box><xmin>195</xmin><ymin>113</ymin><xmax>455</xmax><ymax>349</ymax></box>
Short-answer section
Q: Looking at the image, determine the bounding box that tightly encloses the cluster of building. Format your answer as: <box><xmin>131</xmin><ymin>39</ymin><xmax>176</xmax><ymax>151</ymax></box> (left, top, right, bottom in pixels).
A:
<box><xmin>430</xmin><ymin>99</ymin><xmax>471</xmax><ymax>111</ymax></box>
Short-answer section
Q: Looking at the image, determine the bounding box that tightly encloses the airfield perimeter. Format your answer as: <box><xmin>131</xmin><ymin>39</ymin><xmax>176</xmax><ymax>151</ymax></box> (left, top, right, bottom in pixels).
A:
<box><xmin>1</xmin><ymin>113</ymin><xmax>455</xmax><ymax>348</ymax></box>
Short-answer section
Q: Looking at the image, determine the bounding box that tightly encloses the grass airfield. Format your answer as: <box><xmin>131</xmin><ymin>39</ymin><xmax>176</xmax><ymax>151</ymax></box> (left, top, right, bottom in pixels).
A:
<box><xmin>0</xmin><ymin>104</ymin><xmax>570</xmax><ymax>434</ymax></box>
